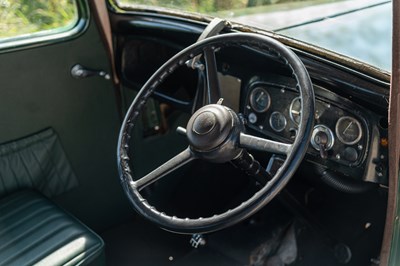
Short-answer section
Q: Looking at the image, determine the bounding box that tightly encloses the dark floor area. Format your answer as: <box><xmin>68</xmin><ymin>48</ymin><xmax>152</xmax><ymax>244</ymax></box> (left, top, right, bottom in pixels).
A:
<box><xmin>102</xmin><ymin>218</ymin><xmax>191</xmax><ymax>266</ymax></box>
<box><xmin>101</xmin><ymin>198</ymin><xmax>291</xmax><ymax>266</ymax></box>
<box><xmin>101</xmin><ymin>168</ymin><xmax>387</xmax><ymax>266</ymax></box>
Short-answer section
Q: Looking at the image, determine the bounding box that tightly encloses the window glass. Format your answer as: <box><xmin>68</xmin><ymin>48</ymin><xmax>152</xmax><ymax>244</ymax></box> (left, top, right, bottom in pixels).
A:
<box><xmin>0</xmin><ymin>0</ymin><xmax>78</xmax><ymax>40</ymax></box>
<box><xmin>114</xmin><ymin>0</ymin><xmax>354</xmax><ymax>19</ymax></box>
<box><xmin>114</xmin><ymin>0</ymin><xmax>391</xmax><ymax>71</ymax></box>
<box><xmin>117</xmin><ymin>0</ymin><xmax>248</xmax><ymax>13</ymax></box>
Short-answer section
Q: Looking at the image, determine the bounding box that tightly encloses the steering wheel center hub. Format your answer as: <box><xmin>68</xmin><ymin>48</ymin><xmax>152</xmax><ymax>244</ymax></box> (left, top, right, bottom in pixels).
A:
<box><xmin>186</xmin><ymin>104</ymin><xmax>234</xmax><ymax>151</ymax></box>
<box><xmin>193</xmin><ymin>111</ymin><xmax>216</xmax><ymax>135</ymax></box>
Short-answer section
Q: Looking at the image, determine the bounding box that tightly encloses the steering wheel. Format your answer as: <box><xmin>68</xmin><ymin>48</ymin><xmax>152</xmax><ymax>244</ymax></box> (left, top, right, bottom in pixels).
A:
<box><xmin>118</xmin><ymin>33</ymin><xmax>314</xmax><ymax>234</ymax></box>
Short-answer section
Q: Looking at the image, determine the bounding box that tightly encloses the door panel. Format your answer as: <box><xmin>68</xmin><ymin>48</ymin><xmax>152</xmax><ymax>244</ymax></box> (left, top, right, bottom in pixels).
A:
<box><xmin>0</xmin><ymin>15</ymin><xmax>131</xmax><ymax>231</ymax></box>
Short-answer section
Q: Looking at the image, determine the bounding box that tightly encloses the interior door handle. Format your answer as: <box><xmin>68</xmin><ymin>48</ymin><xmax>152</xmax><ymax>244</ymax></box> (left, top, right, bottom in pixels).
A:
<box><xmin>70</xmin><ymin>64</ymin><xmax>110</xmax><ymax>80</ymax></box>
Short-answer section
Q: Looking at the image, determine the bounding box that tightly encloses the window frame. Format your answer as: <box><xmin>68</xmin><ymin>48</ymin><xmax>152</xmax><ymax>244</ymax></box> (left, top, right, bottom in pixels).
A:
<box><xmin>0</xmin><ymin>0</ymin><xmax>89</xmax><ymax>53</ymax></box>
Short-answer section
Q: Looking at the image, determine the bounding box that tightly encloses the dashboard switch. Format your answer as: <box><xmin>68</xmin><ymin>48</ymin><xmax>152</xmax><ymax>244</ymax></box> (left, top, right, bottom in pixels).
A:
<box><xmin>311</xmin><ymin>125</ymin><xmax>335</xmax><ymax>159</ymax></box>
<box><xmin>248</xmin><ymin>112</ymin><xmax>257</xmax><ymax>124</ymax></box>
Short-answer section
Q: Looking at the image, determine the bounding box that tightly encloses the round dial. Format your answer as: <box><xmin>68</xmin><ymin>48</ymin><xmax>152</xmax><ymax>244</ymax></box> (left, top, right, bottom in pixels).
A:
<box><xmin>335</xmin><ymin>116</ymin><xmax>363</xmax><ymax>145</ymax></box>
<box><xmin>289</xmin><ymin>97</ymin><xmax>301</xmax><ymax>125</ymax></box>
<box><xmin>269</xmin><ymin>111</ymin><xmax>287</xmax><ymax>132</ymax></box>
<box><xmin>249</xmin><ymin>87</ymin><xmax>271</xmax><ymax>113</ymax></box>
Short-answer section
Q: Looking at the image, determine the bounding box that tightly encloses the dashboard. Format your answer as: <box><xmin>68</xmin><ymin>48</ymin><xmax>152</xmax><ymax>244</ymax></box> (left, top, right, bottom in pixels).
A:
<box><xmin>208</xmin><ymin>44</ymin><xmax>388</xmax><ymax>186</ymax></box>
<box><xmin>233</xmin><ymin>75</ymin><xmax>387</xmax><ymax>185</ymax></box>
<box><xmin>244</xmin><ymin>81</ymin><xmax>367</xmax><ymax>167</ymax></box>
<box><xmin>119</xmin><ymin>36</ymin><xmax>389</xmax><ymax>186</ymax></box>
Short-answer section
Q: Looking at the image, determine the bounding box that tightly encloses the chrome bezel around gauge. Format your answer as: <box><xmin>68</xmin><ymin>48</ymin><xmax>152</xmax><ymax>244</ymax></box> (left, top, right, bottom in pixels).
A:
<box><xmin>249</xmin><ymin>87</ymin><xmax>271</xmax><ymax>113</ymax></box>
<box><xmin>269</xmin><ymin>111</ymin><xmax>287</xmax><ymax>132</ymax></box>
<box><xmin>335</xmin><ymin>116</ymin><xmax>363</xmax><ymax>145</ymax></box>
<box><xmin>289</xmin><ymin>97</ymin><xmax>301</xmax><ymax>125</ymax></box>
<box><xmin>311</xmin><ymin>124</ymin><xmax>335</xmax><ymax>151</ymax></box>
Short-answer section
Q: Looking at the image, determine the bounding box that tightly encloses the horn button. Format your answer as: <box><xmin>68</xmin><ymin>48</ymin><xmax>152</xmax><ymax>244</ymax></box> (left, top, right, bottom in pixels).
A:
<box><xmin>187</xmin><ymin>104</ymin><xmax>235</xmax><ymax>152</ymax></box>
<box><xmin>193</xmin><ymin>111</ymin><xmax>216</xmax><ymax>135</ymax></box>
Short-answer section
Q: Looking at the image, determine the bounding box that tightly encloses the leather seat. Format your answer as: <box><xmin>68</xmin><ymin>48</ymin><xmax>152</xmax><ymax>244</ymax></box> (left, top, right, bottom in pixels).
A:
<box><xmin>0</xmin><ymin>190</ymin><xmax>105</xmax><ymax>266</ymax></box>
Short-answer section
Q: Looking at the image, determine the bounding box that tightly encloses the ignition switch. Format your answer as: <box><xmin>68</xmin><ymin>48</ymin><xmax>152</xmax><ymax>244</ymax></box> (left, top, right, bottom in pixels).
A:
<box><xmin>311</xmin><ymin>125</ymin><xmax>335</xmax><ymax>159</ymax></box>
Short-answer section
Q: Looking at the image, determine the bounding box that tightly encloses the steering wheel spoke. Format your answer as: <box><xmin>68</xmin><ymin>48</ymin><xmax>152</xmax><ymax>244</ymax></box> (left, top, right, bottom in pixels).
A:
<box><xmin>239</xmin><ymin>133</ymin><xmax>292</xmax><ymax>155</ymax></box>
<box><xmin>192</xmin><ymin>48</ymin><xmax>221</xmax><ymax>112</ymax></box>
<box><xmin>134</xmin><ymin>147</ymin><xmax>195</xmax><ymax>191</ymax></box>
<box><xmin>203</xmin><ymin>47</ymin><xmax>221</xmax><ymax>105</ymax></box>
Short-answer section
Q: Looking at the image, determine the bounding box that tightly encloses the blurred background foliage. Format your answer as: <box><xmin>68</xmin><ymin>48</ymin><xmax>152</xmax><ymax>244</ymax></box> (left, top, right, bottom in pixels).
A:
<box><xmin>0</xmin><ymin>0</ymin><xmax>319</xmax><ymax>39</ymax></box>
<box><xmin>0</xmin><ymin>0</ymin><xmax>77</xmax><ymax>38</ymax></box>
<box><xmin>118</xmin><ymin>0</ymin><xmax>314</xmax><ymax>13</ymax></box>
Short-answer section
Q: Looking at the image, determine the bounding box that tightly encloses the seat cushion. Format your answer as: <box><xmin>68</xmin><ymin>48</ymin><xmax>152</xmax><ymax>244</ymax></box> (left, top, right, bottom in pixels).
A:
<box><xmin>0</xmin><ymin>190</ymin><xmax>104</xmax><ymax>266</ymax></box>
<box><xmin>0</xmin><ymin>128</ymin><xmax>79</xmax><ymax>198</ymax></box>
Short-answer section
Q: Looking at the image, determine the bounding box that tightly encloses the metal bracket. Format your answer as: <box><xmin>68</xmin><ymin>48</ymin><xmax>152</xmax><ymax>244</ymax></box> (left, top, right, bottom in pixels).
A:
<box><xmin>186</xmin><ymin>18</ymin><xmax>231</xmax><ymax>70</ymax></box>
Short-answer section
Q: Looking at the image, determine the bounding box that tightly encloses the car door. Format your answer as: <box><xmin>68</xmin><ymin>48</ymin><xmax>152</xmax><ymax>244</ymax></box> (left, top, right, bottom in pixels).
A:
<box><xmin>0</xmin><ymin>0</ymin><xmax>130</xmax><ymax>231</ymax></box>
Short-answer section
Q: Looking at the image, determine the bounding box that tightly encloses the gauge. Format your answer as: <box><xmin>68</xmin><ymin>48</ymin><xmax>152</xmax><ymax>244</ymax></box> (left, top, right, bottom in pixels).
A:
<box><xmin>289</xmin><ymin>97</ymin><xmax>301</xmax><ymax>125</ymax></box>
<box><xmin>335</xmin><ymin>116</ymin><xmax>363</xmax><ymax>145</ymax></box>
<box><xmin>269</xmin><ymin>111</ymin><xmax>287</xmax><ymax>132</ymax></box>
<box><xmin>249</xmin><ymin>87</ymin><xmax>271</xmax><ymax>113</ymax></box>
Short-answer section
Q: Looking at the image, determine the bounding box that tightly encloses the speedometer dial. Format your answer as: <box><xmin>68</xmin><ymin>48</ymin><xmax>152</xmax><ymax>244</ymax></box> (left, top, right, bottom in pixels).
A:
<box><xmin>335</xmin><ymin>116</ymin><xmax>363</xmax><ymax>145</ymax></box>
<box><xmin>249</xmin><ymin>87</ymin><xmax>271</xmax><ymax>113</ymax></box>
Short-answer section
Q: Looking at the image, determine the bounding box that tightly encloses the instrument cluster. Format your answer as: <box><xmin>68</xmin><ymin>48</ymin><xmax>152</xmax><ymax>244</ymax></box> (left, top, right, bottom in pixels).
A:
<box><xmin>243</xmin><ymin>82</ymin><xmax>368</xmax><ymax>167</ymax></box>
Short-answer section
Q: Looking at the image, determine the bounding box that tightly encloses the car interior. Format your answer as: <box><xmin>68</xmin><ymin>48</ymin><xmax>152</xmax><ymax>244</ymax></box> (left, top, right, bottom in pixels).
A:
<box><xmin>0</xmin><ymin>0</ymin><xmax>393</xmax><ymax>265</ymax></box>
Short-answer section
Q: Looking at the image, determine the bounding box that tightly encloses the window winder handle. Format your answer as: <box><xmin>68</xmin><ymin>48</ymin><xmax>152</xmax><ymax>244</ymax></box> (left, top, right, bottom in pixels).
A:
<box><xmin>70</xmin><ymin>64</ymin><xmax>110</xmax><ymax>80</ymax></box>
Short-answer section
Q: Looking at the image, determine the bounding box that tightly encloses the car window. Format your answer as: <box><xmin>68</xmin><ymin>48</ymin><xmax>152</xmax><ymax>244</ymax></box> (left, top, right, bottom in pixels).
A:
<box><xmin>0</xmin><ymin>0</ymin><xmax>78</xmax><ymax>42</ymax></box>
<box><xmin>113</xmin><ymin>0</ymin><xmax>391</xmax><ymax>72</ymax></box>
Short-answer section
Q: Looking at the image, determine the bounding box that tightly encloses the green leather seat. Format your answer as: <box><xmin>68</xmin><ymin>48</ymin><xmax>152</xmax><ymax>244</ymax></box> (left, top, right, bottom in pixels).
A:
<box><xmin>0</xmin><ymin>190</ymin><xmax>105</xmax><ymax>266</ymax></box>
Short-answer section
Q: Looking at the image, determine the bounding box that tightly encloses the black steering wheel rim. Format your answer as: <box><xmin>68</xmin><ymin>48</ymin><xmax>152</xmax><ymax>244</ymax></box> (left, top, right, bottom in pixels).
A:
<box><xmin>118</xmin><ymin>33</ymin><xmax>314</xmax><ymax>234</ymax></box>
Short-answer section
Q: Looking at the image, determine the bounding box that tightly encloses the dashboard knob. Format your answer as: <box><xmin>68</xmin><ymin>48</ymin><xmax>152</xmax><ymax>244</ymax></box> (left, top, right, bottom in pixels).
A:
<box><xmin>342</xmin><ymin>147</ymin><xmax>358</xmax><ymax>162</ymax></box>
<box><xmin>315</xmin><ymin>131</ymin><xmax>329</xmax><ymax>159</ymax></box>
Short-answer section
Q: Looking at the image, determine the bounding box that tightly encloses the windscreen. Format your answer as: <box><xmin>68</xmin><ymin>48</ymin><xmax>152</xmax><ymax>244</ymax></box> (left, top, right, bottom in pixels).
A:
<box><xmin>114</xmin><ymin>0</ymin><xmax>392</xmax><ymax>72</ymax></box>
